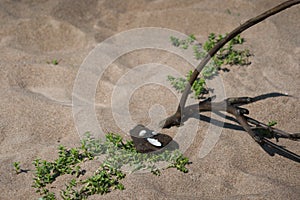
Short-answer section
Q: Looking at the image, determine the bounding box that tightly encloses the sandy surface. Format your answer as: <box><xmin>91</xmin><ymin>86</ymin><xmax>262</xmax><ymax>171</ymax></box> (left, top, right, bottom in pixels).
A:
<box><xmin>0</xmin><ymin>0</ymin><xmax>299</xmax><ymax>199</ymax></box>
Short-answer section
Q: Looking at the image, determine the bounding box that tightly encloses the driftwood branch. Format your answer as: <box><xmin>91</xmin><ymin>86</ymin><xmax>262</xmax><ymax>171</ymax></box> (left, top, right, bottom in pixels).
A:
<box><xmin>161</xmin><ymin>0</ymin><xmax>300</xmax><ymax>129</ymax></box>
<box><xmin>182</xmin><ymin>95</ymin><xmax>300</xmax><ymax>162</ymax></box>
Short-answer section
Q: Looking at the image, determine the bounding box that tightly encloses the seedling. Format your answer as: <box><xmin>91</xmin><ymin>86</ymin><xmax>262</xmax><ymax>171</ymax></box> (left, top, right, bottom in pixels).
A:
<box><xmin>168</xmin><ymin>70</ymin><xmax>208</xmax><ymax>99</ymax></box>
<box><xmin>268</xmin><ymin>120</ymin><xmax>277</xmax><ymax>127</ymax></box>
<box><xmin>170</xmin><ymin>34</ymin><xmax>196</xmax><ymax>49</ymax></box>
<box><xmin>26</xmin><ymin>133</ymin><xmax>190</xmax><ymax>199</ymax></box>
<box><xmin>203</xmin><ymin>33</ymin><xmax>250</xmax><ymax>67</ymax></box>
<box><xmin>47</xmin><ymin>59</ymin><xmax>59</xmax><ymax>65</ymax></box>
<box><xmin>168</xmin><ymin>155</ymin><xmax>191</xmax><ymax>173</ymax></box>
<box><xmin>60</xmin><ymin>165</ymin><xmax>125</xmax><ymax>199</ymax></box>
<box><xmin>13</xmin><ymin>162</ymin><xmax>21</xmax><ymax>174</ymax></box>
<box><xmin>226</xmin><ymin>9</ymin><xmax>232</xmax><ymax>15</ymax></box>
<box><xmin>168</xmin><ymin>33</ymin><xmax>250</xmax><ymax>98</ymax></box>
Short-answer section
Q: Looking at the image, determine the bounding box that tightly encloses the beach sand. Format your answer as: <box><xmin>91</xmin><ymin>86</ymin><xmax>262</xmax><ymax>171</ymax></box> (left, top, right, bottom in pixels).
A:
<box><xmin>0</xmin><ymin>0</ymin><xmax>299</xmax><ymax>199</ymax></box>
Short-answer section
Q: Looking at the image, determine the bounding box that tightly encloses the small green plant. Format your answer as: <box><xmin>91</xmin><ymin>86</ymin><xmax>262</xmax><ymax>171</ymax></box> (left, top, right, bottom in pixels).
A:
<box><xmin>25</xmin><ymin>132</ymin><xmax>190</xmax><ymax>199</ymax></box>
<box><xmin>13</xmin><ymin>162</ymin><xmax>21</xmax><ymax>174</ymax></box>
<box><xmin>170</xmin><ymin>36</ymin><xmax>180</xmax><ymax>47</ymax></box>
<box><xmin>167</xmin><ymin>70</ymin><xmax>208</xmax><ymax>99</ymax></box>
<box><xmin>202</xmin><ymin>33</ymin><xmax>250</xmax><ymax>67</ymax></box>
<box><xmin>99</xmin><ymin>133</ymin><xmax>190</xmax><ymax>176</ymax></box>
<box><xmin>47</xmin><ymin>59</ymin><xmax>59</xmax><ymax>65</ymax></box>
<box><xmin>253</xmin><ymin>120</ymin><xmax>278</xmax><ymax>139</ymax></box>
<box><xmin>168</xmin><ymin>155</ymin><xmax>190</xmax><ymax>173</ymax></box>
<box><xmin>225</xmin><ymin>9</ymin><xmax>241</xmax><ymax>16</ymax></box>
<box><xmin>52</xmin><ymin>59</ymin><xmax>59</xmax><ymax>65</ymax></box>
<box><xmin>170</xmin><ymin>34</ymin><xmax>196</xmax><ymax>49</ymax></box>
<box><xmin>268</xmin><ymin>120</ymin><xmax>277</xmax><ymax>127</ymax></box>
<box><xmin>60</xmin><ymin>165</ymin><xmax>125</xmax><ymax>199</ymax></box>
<box><xmin>168</xmin><ymin>33</ymin><xmax>251</xmax><ymax>98</ymax></box>
<box><xmin>167</xmin><ymin>75</ymin><xmax>187</xmax><ymax>93</ymax></box>
<box><xmin>38</xmin><ymin>191</ymin><xmax>56</xmax><ymax>200</ymax></box>
<box><xmin>31</xmin><ymin>142</ymin><xmax>95</xmax><ymax>199</ymax></box>
<box><xmin>226</xmin><ymin>9</ymin><xmax>232</xmax><ymax>15</ymax></box>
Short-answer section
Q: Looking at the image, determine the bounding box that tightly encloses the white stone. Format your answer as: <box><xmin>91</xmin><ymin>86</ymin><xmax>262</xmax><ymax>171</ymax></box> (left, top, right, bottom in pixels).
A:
<box><xmin>147</xmin><ymin>138</ymin><xmax>162</xmax><ymax>147</ymax></box>
<box><xmin>139</xmin><ymin>130</ymin><xmax>147</xmax><ymax>137</ymax></box>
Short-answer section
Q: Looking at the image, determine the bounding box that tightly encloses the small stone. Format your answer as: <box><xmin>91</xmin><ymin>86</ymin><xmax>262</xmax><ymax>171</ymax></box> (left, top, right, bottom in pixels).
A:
<box><xmin>147</xmin><ymin>138</ymin><xmax>162</xmax><ymax>147</ymax></box>
<box><xmin>139</xmin><ymin>130</ymin><xmax>147</xmax><ymax>137</ymax></box>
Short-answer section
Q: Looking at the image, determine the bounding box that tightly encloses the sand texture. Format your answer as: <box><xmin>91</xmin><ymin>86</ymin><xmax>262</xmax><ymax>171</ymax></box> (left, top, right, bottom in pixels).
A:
<box><xmin>0</xmin><ymin>0</ymin><xmax>299</xmax><ymax>199</ymax></box>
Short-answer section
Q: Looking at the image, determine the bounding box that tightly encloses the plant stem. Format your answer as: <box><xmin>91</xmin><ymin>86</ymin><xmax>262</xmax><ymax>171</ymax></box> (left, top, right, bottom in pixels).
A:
<box><xmin>161</xmin><ymin>0</ymin><xmax>300</xmax><ymax>128</ymax></box>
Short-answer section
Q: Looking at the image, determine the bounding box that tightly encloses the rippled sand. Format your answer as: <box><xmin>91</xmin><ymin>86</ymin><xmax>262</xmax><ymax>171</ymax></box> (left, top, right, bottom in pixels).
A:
<box><xmin>0</xmin><ymin>0</ymin><xmax>299</xmax><ymax>199</ymax></box>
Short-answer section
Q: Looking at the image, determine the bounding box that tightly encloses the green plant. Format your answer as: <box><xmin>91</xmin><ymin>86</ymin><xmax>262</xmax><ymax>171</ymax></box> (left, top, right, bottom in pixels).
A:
<box><xmin>47</xmin><ymin>59</ymin><xmax>59</xmax><ymax>65</ymax></box>
<box><xmin>31</xmin><ymin>142</ymin><xmax>95</xmax><ymax>199</ymax></box>
<box><xmin>99</xmin><ymin>133</ymin><xmax>190</xmax><ymax>176</ymax></box>
<box><xmin>60</xmin><ymin>165</ymin><xmax>125</xmax><ymax>199</ymax></box>
<box><xmin>187</xmin><ymin>70</ymin><xmax>208</xmax><ymax>97</ymax></box>
<box><xmin>13</xmin><ymin>162</ymin><xmax>21</xmax><ymax>174</ymax></box>
<box><xmin>253</xmin><ymin>120</ymin><xmax>278</xmax><ymax>139</ymax></box>
<box><xmin>168</xmin><ymin>33</ymin><xmax>251</xmax><ymax>98</ymax></box>
<box><xmin>168</xmin><ymin>155</ymin><xmax>190</xmax><ymax>173</ymax></box>
<box><xmin>23</xmin><ymin>132</ymin><xmax>190</xmax><ymax>199</ymax></box>
<box><xmin>268</xmin><ymin>120</ymin><xmax>277</xmax><ymax>127</ymax></box>
<box><xmin>170</xmin><ymin>34</ymin><xmax>196</xmax><ymax>49</ymax></box>
<box><xmin>202</xmin><ymin>33</ymin><xmax>249</xmax><ymax>66</ymax></box>
<box><xmin>167</xmin><ymin>75</ymin><xmax>187</xmax><ymax>93</ymax></box>
<box><xmin>53</xmin><ymin>59</ymin><xmax>59</xmax><ymax>65</ymax></box>
<box><xmin>167</xmin><ymin>70</ymin><xmax>208</xmax><ymax>99</ymax></box>
<box><xmin>38</xmin><ymin>191</ymin><xmax>56</xmax><ymax>200</ymax></box>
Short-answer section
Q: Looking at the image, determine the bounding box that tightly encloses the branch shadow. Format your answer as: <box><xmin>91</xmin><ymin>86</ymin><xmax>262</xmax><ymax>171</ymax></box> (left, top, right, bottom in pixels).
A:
<box><xmin>181</xmin><ymin>92</ymin><xmax>300</xmax><ymax>163</ymax></box>
<box><xmin>251</xmin><ymin>92</ymin><xmax>290</xmax><ymax>102</ymax></box>
<box><xmin>187</xmin><ymin>112</ymin><xmax>244</xmax><ymax>132</ymax></box>
<box><xmin>261</xmin><ymin>139</ymin><xmax>300</xmax><ymax>162</ymax></box>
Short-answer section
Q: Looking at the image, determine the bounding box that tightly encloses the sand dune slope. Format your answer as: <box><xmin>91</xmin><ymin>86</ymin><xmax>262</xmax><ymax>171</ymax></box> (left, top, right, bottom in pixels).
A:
<box><xmin>0</xmin><ymin>0</ymin><xmax>299</xmax><ymax>199</ymax></box>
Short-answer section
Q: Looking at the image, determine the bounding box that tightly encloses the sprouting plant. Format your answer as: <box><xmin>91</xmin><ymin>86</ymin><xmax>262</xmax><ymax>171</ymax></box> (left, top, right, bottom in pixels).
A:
<box><xmin>187</xmin><ymin>70</ymin><xmax>208</xmax><ymax>97</ymax></box>
<box><xmin>31</xmin><ymin>142</ymin><xmax>95</xmax><ymax>199</ymax></box>
<box><xmin>168</xmin><ymin>155</ymin><xmax>191</xmax><ymax>173</ymax></box>
<box><xmin>167</xmin><ymin>75</ymin><xmax>187</xmax><ymax>93</ymax></box>
<box><xmin>47</xmin><ymin>59</ymin><xmax>59</xmax><ymax>65</ymax></box>
<box><xmin>53</xmin><ymin>59</ymin><xmax>59</xmax><ymax>65</ymax></box>
<box><xmin>253</xmin><ymin>120</ymin><xmax>279</xmax><ymax>139</ymax></box>
<box><xmin>168</xmin><ymin>33</ymin><xmax>251</xmax><ymax>98</ymax></box>
<box><xmin>167</xmin><ymin>70</ymin><xmax>208</xmax><ymax>99</ymax></box>
<box><xmin>100</xmin><ymin>133</ymin><xmax>190</xmax><ymax>176</ymax></box>
<box><xmin>60</xmin><ymin>165</ymin><xmax>125</xmax><ymax>200</ymax></box>
<box><xmin>28</xmin><ymin>132</ymin><xmax>190</xmax><ymax>199</ymax></box>
<box><xmin>81</xmin><ymin>164</ymin><xmax>125</xmax><ymax>195</ymax></box>
<box><xmin>226</xmin><ymin>9</ymin><xmax>232</xmax><ymax>15</ymax></box>
<box><xmin>193</xmin><ymin>44</ymin><xmax>206</xmax><ymax>60</ymax></box>
<box><xmin>13</xmin><ymin>162</ymin><xmax>21</xmax><ymax>174</ymax></box>
<box><xmin>170</xmin><ymin>36</ymin><xmax>180</xmax><ymax>47</ymax></box>
<box><xmin>202</xmin><ymin>33</ymin><xmax>250</xmax><ymax>67</ymax></box>
<box><xmin>38</xmin><ymin>191</ymin><xmax>56</xmax><ymax>200</ymax></box>
<box><xmin>268</xmin><ymin>120</ymin><xmax>277</xmax><ymax>127</ymax></box>
<box><xmin>170</xmin><ymin>34</ymin><xmax>196</xmax><ymax>49</ymax></box>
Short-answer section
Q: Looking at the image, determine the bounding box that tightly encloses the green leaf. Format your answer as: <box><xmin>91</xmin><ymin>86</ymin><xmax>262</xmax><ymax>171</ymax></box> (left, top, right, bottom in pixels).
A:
<box><xmin>268</xmin><ymin>120</ymin><xmax>277</xmax><ymax>127</ymax></box>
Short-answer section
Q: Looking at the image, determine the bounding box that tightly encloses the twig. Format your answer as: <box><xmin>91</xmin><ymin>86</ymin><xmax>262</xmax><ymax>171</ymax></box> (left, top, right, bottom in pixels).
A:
<box><xmin>161</xmin><ymin>0</ymin><xmax>300</xmax><ymax>128</ymax></box>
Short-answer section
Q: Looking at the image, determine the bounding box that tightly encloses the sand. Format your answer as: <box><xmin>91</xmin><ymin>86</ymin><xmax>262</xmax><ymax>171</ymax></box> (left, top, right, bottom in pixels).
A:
<box><xmin>0</xmin><ymin>0</ymin><xmax>299</xmax><ymax>199</ymax></box>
